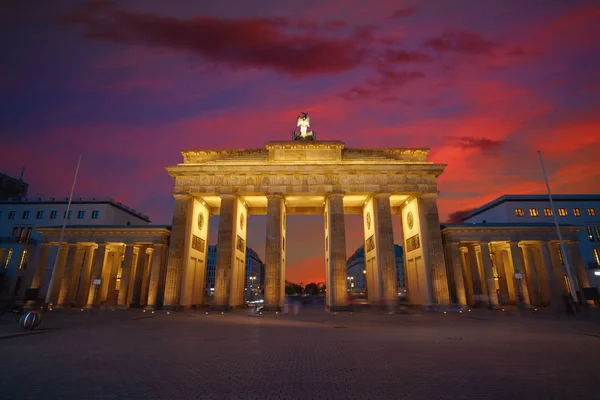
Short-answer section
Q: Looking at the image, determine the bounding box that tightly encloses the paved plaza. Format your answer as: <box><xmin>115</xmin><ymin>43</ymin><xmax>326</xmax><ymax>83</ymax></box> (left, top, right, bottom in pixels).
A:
<box><xmin>1</xmin><ymin>306</ymin><xmax>599</xmax><ymax>399</ymax></box>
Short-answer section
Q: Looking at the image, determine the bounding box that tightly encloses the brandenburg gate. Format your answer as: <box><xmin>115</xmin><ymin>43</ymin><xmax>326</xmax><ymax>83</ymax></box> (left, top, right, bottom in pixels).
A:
<box><xmin>164</xmin><ymin>114</ymin><xmax>450</xmax><ymax>311</ymax></box>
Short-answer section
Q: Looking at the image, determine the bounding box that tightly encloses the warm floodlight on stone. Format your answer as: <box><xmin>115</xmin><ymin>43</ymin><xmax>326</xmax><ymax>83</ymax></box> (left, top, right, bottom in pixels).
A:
<box><xmin>292</xmin><ymin>111</ymin><xmax>316</xmax><ymax>141</ymax></box>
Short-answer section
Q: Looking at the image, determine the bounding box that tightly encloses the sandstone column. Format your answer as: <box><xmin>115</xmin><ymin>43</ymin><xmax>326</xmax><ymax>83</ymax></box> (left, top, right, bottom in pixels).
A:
<box><xmin>86</xmin><ymin>244</ymin><xmax>107</xmax><ymax>307</ymax></box>
<box><xmin>58</xmin><ymin>244</ymin><xmax>84</xmax><ymax>306</ymax></box>
<box><xmin>459</xmin><ymin>247</ymin><xmax>475</xmax><ymax>305</ymax></box>
<box><xmin>479</xmin><ymin>242</ymin><xmax>499</xmax><ymax>306</ymax></box>
<box><xmin>45</xmin><ymin>244</ymin><xmax>71</xmax><ymax>305</ymax></box>
<box><xmin>508</xmin><ymin>242</ymin><xmax>530</xmax><ymax>306</ymax></box>
<box><xmin>492</xmin><ymin>247</ymin><xmax>510</xmax><ymax>304</ymax></box>
<box><xmin>264</xmin><ymin>195</ymin><xmax>284</xmax><ymax>310</ymax></box>
<box><xmin>521</xmin><ymin>244</ymin><xmax>541</xmax><ymax>306</ymax></box>
<box><xmin>132</xmin><ymin>246</ymin><xmax>149</xmax><ymax>307</ymax></box>
<box><xmin>467</xmin><ymin>245</ymin><xmax>483</xmax><ymax>300</ymax></box>
<box><xmin>540</xmin><ymin>241</ymin><xmax>562</xmax><ymax>308</ymax></box>
<box><xmin>163</xmin><ymin>194</ymin><xmax>193</xmax><ymax>309</ymax></box>
<box><xmin>214</xmin><ymin>195</ymin><xmax>236</xmax><ymax>309</ymax></box>
<box><xmin>75</xmin><ymin>246</ymin><xmax>96</xmax><ymax>307</ymax></box>
<box><xmin>146</xmin><ymin>245</ymin><xmax>165</xmax><ymax>309</ymax></box>
<box><xmin>31</xmin><ymin>243</ymin><xmax>52</xmax><ymax>290</ymax></box>
<box><xmin>449</xmin><ymin>243</ymin><xmax>467</xmax><ymax>306</ymax></box>
<box><xmin>105</xmin><ymin>246</ymin><xmax>124</xmax><ymax>306</ymax></box>
<box><xmin>419</xmin><ymin>195</ymin><xmax>450</xmax><ymax>305</ymax></box>
<box><xmin>327</xmin><ymin>193</ymin><xmax>348</xmax><ymax>310</ymax></box>
<box><xmin>117</xmin><ymin>244</ymin><xmax>136</xmax><ymax>308</ymax></box>
<box><xmin>66</xmin><ymin>245</ymin><xmax>92</xmax><ymax>306</ymax></box>
<box><xmin>568</xmin><ymin>242</ymin><xmax>589</xmax><ymax>289</ymax></box>
<box><xmin>548</xmin><ymin>243</ymin><xmax>568</xmax><ymax>294</ymax></box>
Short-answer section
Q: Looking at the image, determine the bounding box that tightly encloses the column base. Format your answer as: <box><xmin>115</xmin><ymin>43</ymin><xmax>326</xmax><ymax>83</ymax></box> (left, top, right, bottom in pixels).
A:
<box><xmin>117</xmin><ymin>304</ymin><xmax>130</xmax><ymax>310</ymax></box>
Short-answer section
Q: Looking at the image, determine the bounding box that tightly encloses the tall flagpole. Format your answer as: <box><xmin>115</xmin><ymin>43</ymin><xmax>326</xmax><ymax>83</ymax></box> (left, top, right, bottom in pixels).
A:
<box><xmin>538</xmin><ymin>150</ymin><xmax>578</xmax><ymax>303</ymax></box>
<box><xmin>45</xmin><ymin>155</ymin><xmax>82</xmax><ymax>306</ymax></box>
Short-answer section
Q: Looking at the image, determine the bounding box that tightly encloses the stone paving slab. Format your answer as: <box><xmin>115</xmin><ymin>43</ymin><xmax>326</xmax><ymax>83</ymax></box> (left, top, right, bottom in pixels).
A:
<box><xmin>0</xmin><ymin>307</ymin><xmax>599</xmax><ymax>399</ymax></box>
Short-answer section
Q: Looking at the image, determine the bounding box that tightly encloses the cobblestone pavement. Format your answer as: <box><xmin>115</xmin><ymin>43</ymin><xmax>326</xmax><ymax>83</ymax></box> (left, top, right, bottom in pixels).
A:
<box><xmin>1</xmin><ymin>307</ymin><xmax>599</xmax><ymax>400</ymax></box>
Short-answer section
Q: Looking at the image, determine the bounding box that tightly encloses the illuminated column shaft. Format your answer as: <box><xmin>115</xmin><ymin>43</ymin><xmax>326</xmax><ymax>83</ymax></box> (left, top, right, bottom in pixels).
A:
<box><xmin>479</xmin><ymin>242</ymin><xmax>499</xmax><ymax>306</ymax></box>
<box><xmin>264</xmin><ymin>195</ymin><xmax>285</xmax><ymax>310</ymax></box>
<box><xmin>45</xmin><ymin>244</ymin><xmax>70</xmax><ymax>305</ymax></box>
<box><xmin>146</xmin><ymin>245</ymin><xmax>165</xmax><ymax>309</ymax></box>
<box><xmin>420</xmin><ymin>195</ymin><xmax>450</xmax><ymax>305</ymax></box>
<box><xmin>540</xmin><ymin>241</ymin><xmax>562</xmax><ymax>308</ymax></box>
<box><xmin>327</xmin><ymin>194</ymin><xmax>348</xmax><ymax>311</ymax></box>
<box><xmin>117</xmin><ymin>245</ymin><xmax>137</xmax><ymax>308</ymax></box>
<box><xmin>450</xmin><ymin>243</ymin><xmax>467</xmax><ymax>306</ymax></box>
<box><xmin>163</xmin><ymin>194</ymin><xmax>192</xmax><ymax>309</ymax></box>
<box><xmin>85</xmin><ymin>244</ymin><xmax>107</xmax><ymax>307</ymax></box>
<box><xmin>31</xmin><ymin>243</ymin><xmax>52</xmax><ymax>290</ymax></box>
<box><xmin>58</xmin><ymin>245</ymin><xmax>84</xmax><ymax>306</ymax></box>
<box><xmin>74</xmin><ymin>246</ymin><xmax>95</xmax><ymax>307</ymax></box>
<box><xmin>214</xmin><ymin>195</ymin><xmax>236</xmax><ymax>309</ymax></box>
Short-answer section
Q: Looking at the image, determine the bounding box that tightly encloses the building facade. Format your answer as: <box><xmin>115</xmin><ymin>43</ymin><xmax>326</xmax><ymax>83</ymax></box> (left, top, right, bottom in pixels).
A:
<box><xmin>0</xmin><ymin>197</ymin><xmax>150</xmax><ymax>303</ymax></box>
<box><xmin>462</xmin><ymin>195</ymin><xmax>600</xmax><ymax>290</ymax></box>
<box><xmin>347</xmin><ymin>244</ymin><xmax>404</xmax><ymax>295</ymax></box>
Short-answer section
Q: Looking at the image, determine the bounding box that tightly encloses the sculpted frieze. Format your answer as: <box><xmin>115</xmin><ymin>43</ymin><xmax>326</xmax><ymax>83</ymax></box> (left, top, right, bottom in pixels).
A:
<box><xmin>176</xmin><ymin>172</ymin><xmax>435</xmax><ymax>191</ymax></box>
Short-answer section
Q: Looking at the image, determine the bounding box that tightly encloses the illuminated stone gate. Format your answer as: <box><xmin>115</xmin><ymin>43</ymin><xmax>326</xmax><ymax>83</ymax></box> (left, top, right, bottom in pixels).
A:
<box><xmin>164</xmin><ymin>115</ymin><xmax>450</xmax><ymax>311</ymax></box>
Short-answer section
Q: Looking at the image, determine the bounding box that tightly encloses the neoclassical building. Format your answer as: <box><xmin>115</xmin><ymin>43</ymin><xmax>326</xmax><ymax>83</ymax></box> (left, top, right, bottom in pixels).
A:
<box><xmin>163</xmin><ymin>136</ymin><xmax>449</xmax><ymax>311</ymax></box>
<box><xmin>442</xmin><ymin>223</ymin><xmax>589</xmax><ymax>308</ymax></box>
<box><xmin>31</xmin><ymin>226</ymin><xmax>170</xmax><ymax>309</ymax></box>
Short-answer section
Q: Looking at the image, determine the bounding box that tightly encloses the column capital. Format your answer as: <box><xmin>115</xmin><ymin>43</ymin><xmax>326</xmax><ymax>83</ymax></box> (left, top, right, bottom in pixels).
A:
<box><xmin>265</xmin><ymin>193</ymin><xmax>284</xmax><ymax>199</ymax></box>
<box><xmin>373</xmin><ymin>193</ymin><xmax>392</xmax><ymax>198</ymax></box>
<box><xmin>326</xmin><ymin>192</ymin><xmax>345</xmax><ymax>199</ymax></box>
<box><xmin>420</xmin><ymin>192</ymin><xmax>439</xmax><ymax>199</ymax></box>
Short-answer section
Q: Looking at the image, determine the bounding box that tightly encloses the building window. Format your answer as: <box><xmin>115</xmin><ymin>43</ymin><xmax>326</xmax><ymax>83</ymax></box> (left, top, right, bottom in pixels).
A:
<box><xmin>8</xmin><ymin>211</ymin><xmax>16</xmax><ymax>219</ymax></box>
<box><xmin>595</xmin><ymin>226</ymin><xmax>600</xmax><ymax>241</ymax></box>
<box><xmin>558</xmin><ymin>208</ymin><xmax>567</xmax><ymax>217</ymax></box>
<box><xmin>50</xmin><ymin>211</ymin><xmax>57</xmax><ymax>219</ymax></box>
<box><xmin>544</xmin><ymin>208</ymin><xmax>552</xmax><ymax>217</ymax></box>
<box><xmin>589</xmin><ymin>208</ymin><xmax>597</xmax><ymax>217</ymax></box>
<box><xmin>36</xmin><ymin>210</ymin><xmax>44</xmax><ymax>219</ymax></box>
<box><xmin>77</xmin><ymin>211</ymin><xmax>86</xmax><ymax>219</ymax></box>
<box><xmin>587</xmin><ymin>226</ymin><xmax>595</xmax><ymax>241</ymax></box>
<box><xmin>18</xmin><ymin>249</ymin><xmax>28</xmax><ymax>270</ymax></box>
<box><xmin>515</xmin><ymin>208</ymin><xmax>525</xmax><ymax>217</ymax></box>
<box><xmin>22</xmin><ymin>211</ymin><xmax>30</xmax><ymax>219</ymax></box>
<box><xmin>64</xmin><ymin>211</ymin><xmax>72</xmax><ymax>219</ymax></box>
<box><xmin>557</xmin><ymin>247</ymin><xmax>564</xmax><ymax>265</ymax></box>
<box><xmin>573</xmin><ymin>208</ymin><xmax>581</xmax><ymax>217</ymax></box>
<box><xmin>529</xmin><ymin>208</ymin><xmax>538</xmax><ymax>217</ymax></box>
<box><xmin>18</xmin><ymin>228</ymin><xmax>26</xmax><ymax>243</ymax></box>
<box><xmin>593</xmin><ymin>248</ymin><xmax>600</xmax><ymax>266</ymax></box>
<box><xmin>4</xmin><ymin>249</ymin><xmax>12</xmax><ymax>268</ymax></box>
<box><xmin>91</xmin><ymin>211</ymin><xmax>99</xmax><ymax>219</ymax></box>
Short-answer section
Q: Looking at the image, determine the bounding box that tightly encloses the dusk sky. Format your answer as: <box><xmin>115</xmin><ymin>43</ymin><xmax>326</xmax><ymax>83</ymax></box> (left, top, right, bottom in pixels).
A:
<box><xmin>2</xmin><ymin>0</ymin><xmax>599</xmax><ymax>284</ymax></box>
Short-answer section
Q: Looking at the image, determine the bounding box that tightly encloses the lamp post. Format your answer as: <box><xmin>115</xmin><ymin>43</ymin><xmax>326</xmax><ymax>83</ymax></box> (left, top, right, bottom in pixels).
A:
<box><xmin>347</xmin><ymin>276</ymin><xmax>354</xmax><ymax>295</ymax></box>
<box><xmin>247</xmin><ymin>276</ymin><xmax>256</xmax><ymax>302</ymax></box>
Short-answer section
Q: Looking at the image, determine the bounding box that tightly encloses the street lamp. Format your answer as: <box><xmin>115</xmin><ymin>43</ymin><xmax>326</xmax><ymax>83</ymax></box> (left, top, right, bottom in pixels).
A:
<box><xmin>247</xmin><ymin>276</ymin><xmax>256</xmax><ymax>301</ymax></box>
<box><xmin>347</xmin><ymin>276</ymin><xmax>354</xmax><ymax>294</ymax></box>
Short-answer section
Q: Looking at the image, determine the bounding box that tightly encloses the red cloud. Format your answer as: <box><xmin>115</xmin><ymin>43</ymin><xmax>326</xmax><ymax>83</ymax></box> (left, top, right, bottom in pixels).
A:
<box><xmin>62</xmin><ymin>3</ymin><xmax>364</xmax><ymax>76</ymax></box>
